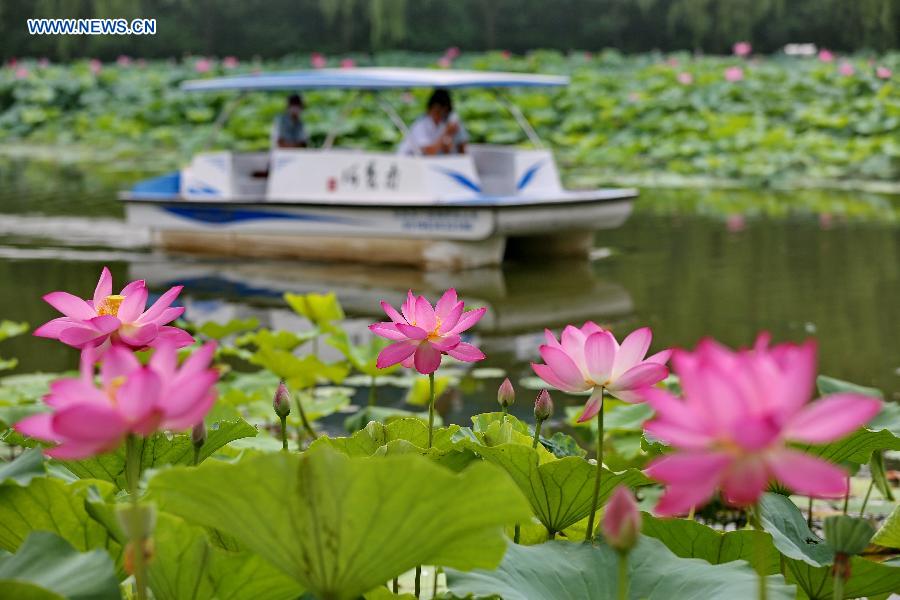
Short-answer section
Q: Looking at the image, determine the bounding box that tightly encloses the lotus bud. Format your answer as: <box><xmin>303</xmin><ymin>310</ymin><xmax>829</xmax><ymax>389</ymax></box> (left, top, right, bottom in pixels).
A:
<box><xmin>534</xmin><ymin>389</ymin><xmax>554</xmax><ymax>422</ymax></box>
<box><xmin>273</xmin><ymin>380</ymin><xmax>292</xmax><ymax>418</ymax></box>
<box><xmin>497</xmin><ymin>378</ymin><xmax>515</xmax><ymax>410</ymax></box>
<box><xmin>191</xmin><ymin>421</ymin><xmax>206</xmax><ymax>450</ymax></box>
<box><xmin>602</xmin><ymin>486</ymin><xmax>641</xmax><ymax>553</ymax></box>
<box><xmin>824</xmin><ymin>515</ymin><xmax>875</xmax><ymax>556</ymax></box>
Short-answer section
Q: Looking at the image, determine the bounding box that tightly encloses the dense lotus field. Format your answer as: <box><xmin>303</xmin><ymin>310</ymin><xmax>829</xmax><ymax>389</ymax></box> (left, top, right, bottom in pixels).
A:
<box><xmin>0</xmin><ymin>49</ymin><xmax>898</xmax><ymax>189</ymax></box>
<box><xmin>0</xmin><ymin>268</ymin><xmax>898</xmax><ymax>599</ymax></box>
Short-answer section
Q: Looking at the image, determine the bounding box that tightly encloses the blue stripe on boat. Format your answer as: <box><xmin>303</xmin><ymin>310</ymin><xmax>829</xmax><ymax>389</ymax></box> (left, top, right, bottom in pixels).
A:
<box><xmin>432</xmin><ymin>167</ymin><xmax>482</xmax><ymax>193</ymax></box>
<box><xmin>162</xmin><ymin>205</ymin><xmax>358</xmax><ymax>225</ymax></box>
<box><xmin>517</xmin><ymin>160</ymin><xmax>545</xmax><ymax>190</ymax></box>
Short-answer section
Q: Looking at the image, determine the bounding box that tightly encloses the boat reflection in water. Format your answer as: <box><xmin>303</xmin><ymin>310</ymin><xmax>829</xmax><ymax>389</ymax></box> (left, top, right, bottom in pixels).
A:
<box><xmin>131</xmin><ymin>253</ymin><xmax>633</xmax><ymax>367</ymax></box>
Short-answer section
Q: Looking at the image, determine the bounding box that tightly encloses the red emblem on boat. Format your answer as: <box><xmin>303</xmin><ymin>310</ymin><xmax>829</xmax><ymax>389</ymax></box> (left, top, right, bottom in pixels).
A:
<box><xmin>327</xmin><ymin>177</ymin><xmax>337</xmax><ymax>191</ymax></box>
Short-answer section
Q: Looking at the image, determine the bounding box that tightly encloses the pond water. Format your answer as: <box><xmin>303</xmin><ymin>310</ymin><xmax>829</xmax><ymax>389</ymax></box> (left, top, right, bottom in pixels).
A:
<box><xmin>0</xmin><ymin>157</ymin><xmax>898</xmax><ymax>425</ymax></box>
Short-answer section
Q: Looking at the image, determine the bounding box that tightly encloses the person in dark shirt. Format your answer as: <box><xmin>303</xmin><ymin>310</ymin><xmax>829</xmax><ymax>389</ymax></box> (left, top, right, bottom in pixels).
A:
<box><xmin>275</xmin><ymin>93</ymin><xmax>308</xmax><ymax>148</ymax></box>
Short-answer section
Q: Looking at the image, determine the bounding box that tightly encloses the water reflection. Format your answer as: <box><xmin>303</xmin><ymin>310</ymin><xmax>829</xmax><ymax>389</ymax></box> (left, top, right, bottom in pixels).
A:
<box><xmin>131</xmin><ymin>254</ymin><xmax>634</xmax><ymax>367</ymax></box>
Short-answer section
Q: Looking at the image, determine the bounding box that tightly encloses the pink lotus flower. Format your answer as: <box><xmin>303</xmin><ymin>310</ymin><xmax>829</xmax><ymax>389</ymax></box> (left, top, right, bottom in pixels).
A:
<box><xmin>194</xmin><ymin>58</ymin><xmax>212</xmax><ymax>73</ymax></box>
<box><xmin>602</xmin><ymin>486</ymin><xmax>641</xmax><ymax>552</ymax></box>
<box><xmin>838</xmin><ymin>62</ymin><xmax>855</xmax><ymax>77</ymax></box>
<box><xmin>445</xmin><ymin>46</ymin><xmax>461</xmax><ymax>59</ymax></box>
<box><xmin>38</xmin><ymin>58</ymin><xmax>50</xmax><ymax>68</ymax></box>
<box><xmin>724</xmin><ymin>66</ymin><xmax>744</xmax><ymax>82</ymax></box>
<box><xmin>677</xmin><ymin>72</ymin><xmax>693</xmax><ymax>85</ymax></box>
<box><xmin>531</xmin><ymin>323</ymin><xmax>671</xmax><ymax>422</ymax></box>
<box><xmin>500</xmin><ymin>50</ymin><xmax>512</xmax><ymax>60</ymax></box>
<box><xmin>311</xmin><ymin>52</ymin><xmax>327</xmax><ymax>69</ymax></box>
<box><xmin>643</xmin><ymin>335</ymin><xmax>882</xmax><ymax>516</ymax></box>
<box><xmin>116</xmin><ymin>55</ymin><xmax>132</xmax><ymax>67</ymax></box>
<box><xmin>876</xmin><ymin>66</ymin><xmax>892</xmax><ymax>79</ymax></box>
<box><xmin>726</xmin><ymin>213</ymin><xmax>746</xmax><ymax>232</ymax></box>
<box><xmin>14</xmin><ymin>67</ymin><xmax>29</xmax><ymax>79</ymax></box>
<box><xmin>340</xmin><ymin>58</ymin><xmax>356</xmax><ymax>69</ymax></box>
<box><xmin>733</xmin><ymin>41</ymin><xmax>752</xmax><ymax>57</ymax></box>
<box><xmin>369</xmin><ymin>289</ymin><xmax>486</xmax><ymax>375</ymax></box>
<box><xmin>818</xmin><ymin>49</ymin><xmax>834</xmax><ymax>63</ymax></box>
<box><xmin>34</xmin><ymin>267</ymin><xmax>194</xmax><ymax>354</ymax></box>
<box><xmin>14</xmin><ymin>342</ymin><xmax>218</xmax><ymax>459</ymax></box>
<box><xmin>667</xmin><ymin>57</ymin><xmax>679</xmax><ymax>67</ymax></box>
<box><xmin>222</xmin><ymin>56</ymin><xmax>239</xmax><ymax>69</ymax></box>
<box><xmin>89</xmin><ymin>59</ymin><xmax>102</xmax><ymax>75</ymax></box>
<box><xmin>438</xmin><ymin>56</ymin><xmax>452</xmax><ymax>69</ymax></box>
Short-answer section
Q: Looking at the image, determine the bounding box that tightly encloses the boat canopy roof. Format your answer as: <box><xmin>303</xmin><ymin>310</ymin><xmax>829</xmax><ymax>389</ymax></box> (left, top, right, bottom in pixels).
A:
<box><xmin>181</xmin><ymin>67</ymin><xmax>569</xmax><ymax>92</ymax></box>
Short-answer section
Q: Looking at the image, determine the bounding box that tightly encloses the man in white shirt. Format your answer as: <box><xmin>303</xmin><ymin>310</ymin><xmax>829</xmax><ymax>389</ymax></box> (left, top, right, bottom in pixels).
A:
<box><xmin>398</xmin><ymin>89</ymin><xmax>468</xmax><ymax>155</ymax></box>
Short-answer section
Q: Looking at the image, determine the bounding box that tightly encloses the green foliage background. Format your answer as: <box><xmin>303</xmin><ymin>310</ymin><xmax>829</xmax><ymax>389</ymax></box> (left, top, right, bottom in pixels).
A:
<box><xmin>1</xmin><ymin>50</ymin><xmax>898</xmax><ymax>187</ymax></box>
<box><xmin>1</xmin><ymin>0</ymin><xmax>899</xmax><ymax>60</ymax></box>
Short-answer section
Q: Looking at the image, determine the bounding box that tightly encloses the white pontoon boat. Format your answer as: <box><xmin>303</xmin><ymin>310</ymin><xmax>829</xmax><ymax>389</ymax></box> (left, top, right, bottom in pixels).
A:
<box><xmin>121</xmin><ymin>68</ymin><xmax>637</xmax><ymax>269</ymax></box>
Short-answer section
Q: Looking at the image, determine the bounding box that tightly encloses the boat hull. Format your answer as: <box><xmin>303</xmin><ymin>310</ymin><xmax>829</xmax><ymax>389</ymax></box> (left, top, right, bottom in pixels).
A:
<box><xmin>123</xmin><ymin>188</ymin><xmax>636</xmax><ymax>269</ymax></box>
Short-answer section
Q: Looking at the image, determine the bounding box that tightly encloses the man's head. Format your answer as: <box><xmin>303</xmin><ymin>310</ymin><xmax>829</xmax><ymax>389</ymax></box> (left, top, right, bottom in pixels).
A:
<box><xmin>426</xmin><ymin>88</ymin><xmax>452</xmax><ymax>124</ymax></box>
<box><xmin>287</xmin><ymin>93</ymin><xmax>304</xmax><ymax>117</ymax></box>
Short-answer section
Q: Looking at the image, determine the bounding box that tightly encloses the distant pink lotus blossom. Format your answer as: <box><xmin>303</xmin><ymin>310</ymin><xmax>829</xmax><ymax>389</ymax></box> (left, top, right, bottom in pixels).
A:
<box><xmin>89</xmin><ymin>59</ymin><xmax>102</xmax><ymax>75</ymax></box>
<box><xmin>438</xmin><ymin>56</ymin><xmax>452</xmax><ymax>68</ymax></box>
<box><xmin>14</xmin><ymin>342</ymin><xmax>218</xmax><ymax>459</ymax></box>
<box><xmin>340</xmin><ymin>58</ymin><xmax>356</xmax><ymax>69</ymax></box>
<box><xmin>643</xmin><ymin>335</ymin><xmax>882</xmax><ymax>516</ymax></box>
<box><xmin>500</xmin><ymin>50</ymin><xmax>512</xmax><ymax>60</ymax></box>
<box><xmin>532</xmin><ymin>323</ymin><xmax>671</xmax><ymax>421</ymax></box>
<box><xmin>311</xmin><ymin>52</ymin><xmax>327</xmax><ymax>69</ymax></box>
<box><xmin>819</xmin><ymin>212</ymin><xmax>834</xmax><ymax>229</ymax></box>
<box><xmin>724</xmin><ymin>66</ymin><xmax>744</xmax><ymax>82</ymax></box>
<box><xmin>818</xmin><ymin>49</ymin><xmax>834</xmax><ymax>63</ymax></box>
<box><xmin>838</xmin><ymin>62</ymin><xmax>855</xmax><ymax>77</ymax></box>
<box><xmin>116</xmin><ymin>55</ymin><xmax>132</xmax><ymax>67</ymax></box>
<box><xmin>726</xmin><ymin>213</ymin><xmax>746</xmax><ymax>232</ymax></box>
<box><xmin>194</xmin><ymin>58</ymin><xmax>212</xmax><ymax>73</ymax></box>
<box><xmin>445</xmin><ymin>46</ymin><xmax>461</xmax><ymax>59</ymax></box>
<box><xmin>6</xmin><ymin>58</ymin><xmax>17</xmax><ymax>67</ymax></box>
<box><xmin>222</xmin><ymin>56</ymin><xmax>239</xmax><ymax>69</ymax></box>
<box><xmin>602</xmin><ymin>486</ymin><xmax>641</xmax><ymax>552</ymax></box>
<box><xmin>677</xmin><ymin>72</ymin><xmax>693</xmax><ymax>85</ymax></box>
<box><xmin>583</xmin><ymin>51</ymin><xmax>593</xmax><ymax>60</ymax></box>
<box><xmin>136</xmin><ymin>59</ymin><xmax>146</xmax><ymax>68</ymax></box>
<box><xmin>876</xmin><ymin>66</ymin><xmax>892</xmax><ymax>79</ymax></box>
<box><xmin>732</xmin><ymin>41</ymin><xmax>752</xmax><ymax>57</ymax></box>
<box><xmin>38</xmin><ymin>58</ymin><xmax>50</xmax><ymax>68</ymax></box>
<box><xmin>34</xmin><ymin>267</ymin><xmax>194</xmax><ymax>354</ymax></box>
<box><xmin>14</xmin><ymin>67</ymin><xmax>29</xmax><ymax>79</ymax></box>
<box><xmin>667</xmin><ymin>57</ymin><xmax>679</xmax><ymax>67</ymax></box>
<box><xmin>370</xmin><ymin>289</ymin><xmax>486</xmax><ymax>375</ymax></box>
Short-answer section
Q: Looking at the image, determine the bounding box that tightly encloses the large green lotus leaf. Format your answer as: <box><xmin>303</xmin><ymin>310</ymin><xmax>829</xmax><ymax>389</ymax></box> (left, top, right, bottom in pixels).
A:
<box><xmin>784</xmin><ymin>556</ymin><xmax>900</xmax><ymax>600</ymax></box>
<box><xmin>872</xmin><ymin>504</ymin><xmax>900</xmax><ymax>549</ymax></box>
<box><xmin>757</xmin><ymin>493</ymin><xmax>834</xmax><ymax>567</ymax></box>
<box><xmin>641</xmin><ymin>513</ymin><xmax>781</xmax><ymax>574</ymax></box>
<box><xmin>468</xmin><ymin>412</ymin><xmax>586</xmax><ymax>458</ymax></box>
<box><xmin>0</xmin><ymin>476</ymin><xmax>122</xmax><ymax>560</ymax></box>
<box><xmin>799</xmin><ymin>428</ymin><xmax>900</xmax><ymax>465</ymax></box>
<box><xmin>816</xmin><ymin>375</ymin><xmax>883</xmax><ymax>400</ymax></box>
<box><xmin>0</xmin><ymin>531</ymin><xmax>120</xmax><ymax>600</ymax></box>
<box><xmin>149</xmin><ymin>445</ymin><xmax>531</xmax><ymax>600</ymax></box>
<box><xmin>446</xmin><ymin>536</ymin><xmax>795</xmax><ymax>600</ymax></box>
<box><xmin>59</xmin><ymin>417</ymin><xmax>257</xmax><ymax>489</ymax></box>
<box><xmin>0</xmin><ymin>447</ymin><xmax>47</xmax><ymax>485</ymax></box>
<box><xmin>461</xmin><ymin>440</ymin><xmax>648</xmax><ymax>535</ymax></box>
<box><xmin>148</xmin><ymin>512</ymin><xmax>303</xmax><ymax>600</ymax></box>
<box><xmin>283</xmin><ymin>291</ymin><xmax>345</xmax><ymax>325</ymax></box>
<box><xmin>311</xmin><ymin>418</ymin><xmax>476</xmax><ymax>471</ymax></box>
